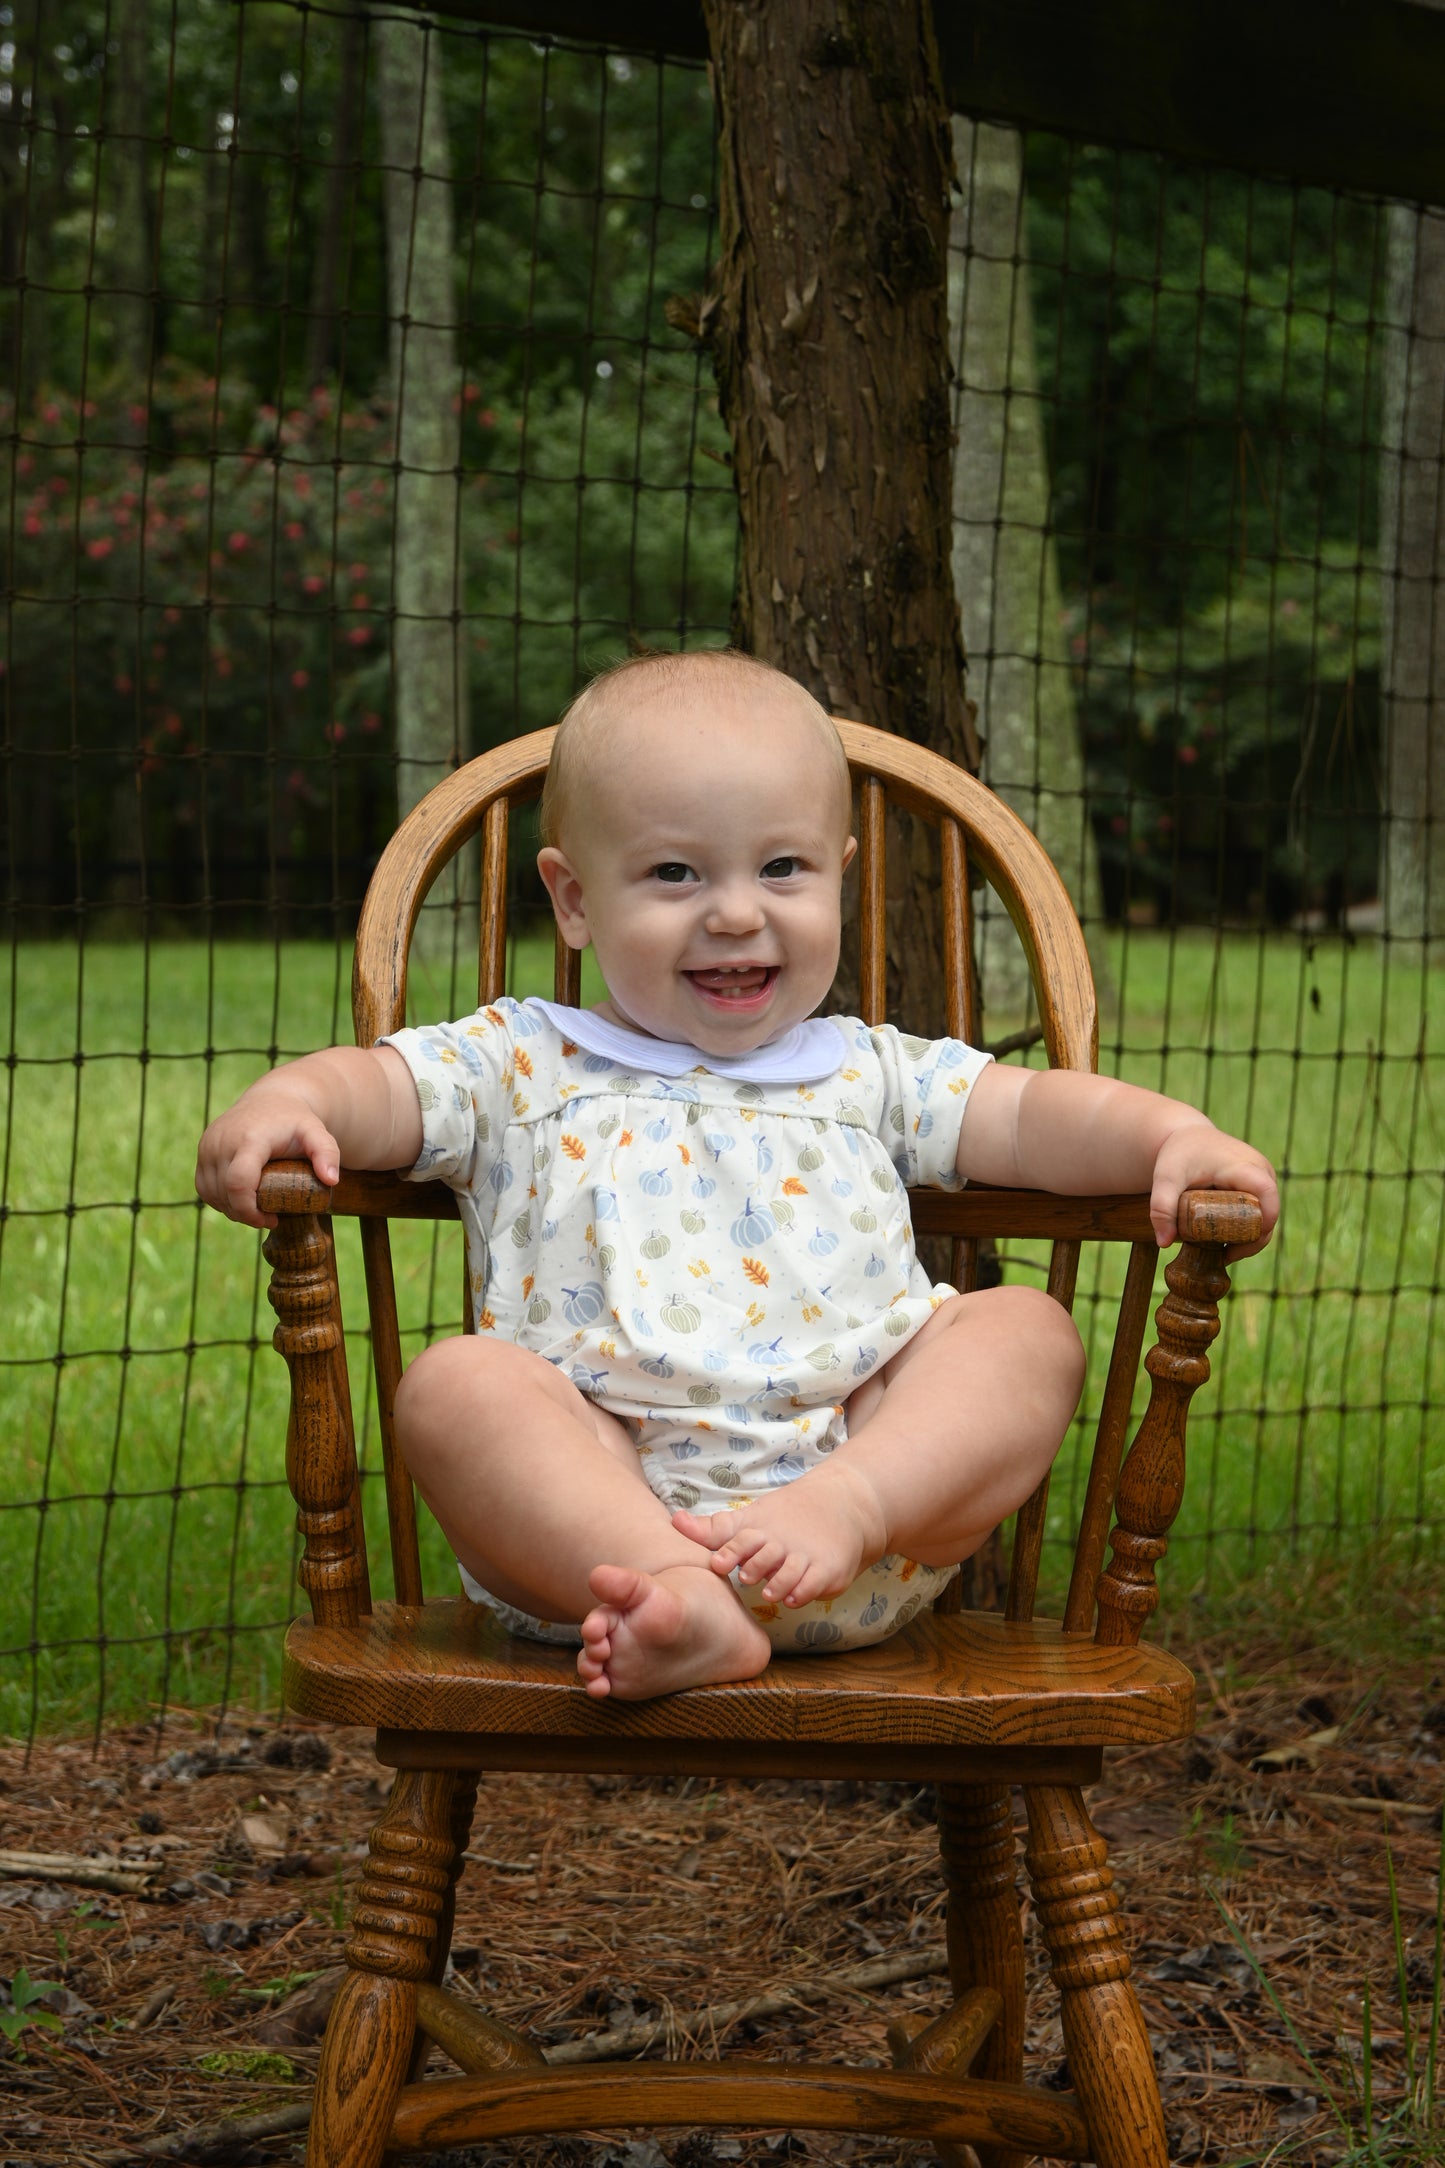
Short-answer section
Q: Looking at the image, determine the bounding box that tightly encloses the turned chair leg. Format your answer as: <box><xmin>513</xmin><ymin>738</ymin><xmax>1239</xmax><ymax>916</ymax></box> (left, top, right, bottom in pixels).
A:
<box><xmin>1023</xmin><ymin>1786</ymin><xmax>1168</xmax><ymax>2168</ymax></box>
<box><xmin>308</xmin><ymin>1767</ymin><xmax>461</xmax><ymax>2168</ymax></box>
<box><xmin>936</xmin><ymin>1785</ymin><xmax>1026</xmax><ymax>2168</ymax></box>
<box><xmin>408</xmin><ymin>1771</ymin><xmax>480</xmax><ymax>2082</ymax></box>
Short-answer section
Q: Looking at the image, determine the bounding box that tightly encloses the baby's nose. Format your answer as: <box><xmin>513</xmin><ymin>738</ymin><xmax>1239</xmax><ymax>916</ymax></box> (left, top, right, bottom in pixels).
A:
<box><xmin>704</xmin><ymin>881</ymin><xmax>767</xmax><ymax>933</ymax></box>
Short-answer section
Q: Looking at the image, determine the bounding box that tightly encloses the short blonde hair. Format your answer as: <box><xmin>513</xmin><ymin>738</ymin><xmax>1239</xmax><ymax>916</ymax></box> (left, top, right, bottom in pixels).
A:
<box><xmin>539</xmin><ymin>648</ymin><xmax>851</xmax><ymax>849</ymax></box>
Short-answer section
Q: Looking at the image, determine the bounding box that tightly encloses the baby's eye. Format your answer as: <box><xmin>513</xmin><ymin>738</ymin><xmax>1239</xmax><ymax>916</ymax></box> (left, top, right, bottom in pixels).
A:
<box><xmin>652</xmin><ymin>862</ymin><xmax>695</xmax><ymax>885</ymax></box>
<box><xmin>761</xmin><ymin>856</ymin><xmax>800</xmax><ymax>879</ymax></box>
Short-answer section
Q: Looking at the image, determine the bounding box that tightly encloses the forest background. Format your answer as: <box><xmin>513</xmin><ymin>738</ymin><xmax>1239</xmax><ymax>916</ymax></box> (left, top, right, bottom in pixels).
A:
<box><xmin>1</xmin><ymin>0</ymin><xmax>1441</xmax><ymax>1734</ymax></box>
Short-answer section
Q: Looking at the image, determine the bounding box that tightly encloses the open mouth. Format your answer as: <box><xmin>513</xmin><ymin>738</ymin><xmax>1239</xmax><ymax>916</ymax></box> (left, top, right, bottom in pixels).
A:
<box><xmin>685</xmin><ymin>965</ymin><xmax>779</xmax><ymax>1008</ymax></box>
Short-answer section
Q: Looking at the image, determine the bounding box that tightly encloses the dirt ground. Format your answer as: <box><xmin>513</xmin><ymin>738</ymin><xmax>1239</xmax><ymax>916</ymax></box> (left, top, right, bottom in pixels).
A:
<box><xmin>1</xmin><ymin>1635</ymin><xmax>1440</xmax><ymax>2168</ymax></box>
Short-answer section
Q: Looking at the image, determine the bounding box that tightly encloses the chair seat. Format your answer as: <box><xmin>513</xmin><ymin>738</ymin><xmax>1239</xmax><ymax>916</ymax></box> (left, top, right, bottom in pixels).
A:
<box><xmin>286</xmin><ymin>1600</ymin><xmax>1193</xmax><ymax>1781</ymax></box>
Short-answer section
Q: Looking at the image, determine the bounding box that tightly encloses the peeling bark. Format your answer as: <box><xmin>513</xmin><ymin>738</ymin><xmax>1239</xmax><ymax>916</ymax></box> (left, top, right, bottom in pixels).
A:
<box><xmin>1380</xmin><ymin>197</ymin><xmax>1445</xmax><ymax>950</ymax></box>
<box><xmin>701</xmin><ymin>0</ymin><xmax>975</xmax><ymax>1030</ymax></box>
<box><xmin>949</xmin><ymin>117</ymin><xmax>1112</xmax><ymax>1030</ymax></box>
<box><xmin>375</xmin><ymin>10</ymin><xmax>470</xmax><ymax>1000</ymax></box>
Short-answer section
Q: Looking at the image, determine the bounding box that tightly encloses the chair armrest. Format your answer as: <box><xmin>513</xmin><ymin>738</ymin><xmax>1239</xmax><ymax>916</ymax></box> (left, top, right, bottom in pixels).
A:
<box><xmin>1093</xmin><ymin>1192</ymin><xmax>1259</xmax><ymax>1645</ymax></box>
<box><xmin>261</xmin><ymin>1170</ymin><xmax>372</xmax><ymax>1627</ymax></box>
<box><xmin>258</xmin><ymin>1159</ymin><xmax>459</xmax><ymax>1222</ymax></box>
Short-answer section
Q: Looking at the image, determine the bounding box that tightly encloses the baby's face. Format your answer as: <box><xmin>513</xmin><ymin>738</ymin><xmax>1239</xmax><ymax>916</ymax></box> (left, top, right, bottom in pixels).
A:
<box><xmin>538</xmin><ymin>678</ymin><xmax>855</xmax><ymax>1055</ymax></box>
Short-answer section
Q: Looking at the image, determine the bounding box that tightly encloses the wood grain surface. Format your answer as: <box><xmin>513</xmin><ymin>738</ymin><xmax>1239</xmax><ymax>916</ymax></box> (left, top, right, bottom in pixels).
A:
<box><xmin>285</xmin><ymin>1602</ymin><xmax>1193</xmax><ymax>1747</ymax></box>
<box><xmin>386</xmin><ymin>2060</ymin><xmax>1092</xmax><ymax>2157</ymax></box>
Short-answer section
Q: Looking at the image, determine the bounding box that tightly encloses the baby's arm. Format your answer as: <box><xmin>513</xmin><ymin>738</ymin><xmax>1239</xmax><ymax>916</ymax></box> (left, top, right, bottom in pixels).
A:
<box><xmin>957</xmin><ymin>1064</ymin><xmax>1279</xmax><ymax>1260</ymax></box>
<box><xmin>195</xmin><ymin>1044</ymin><xmax>423</xmax><ymax>1230</ymax></box>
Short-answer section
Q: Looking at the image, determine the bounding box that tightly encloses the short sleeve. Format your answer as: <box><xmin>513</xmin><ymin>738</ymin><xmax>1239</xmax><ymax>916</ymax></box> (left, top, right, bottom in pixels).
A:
<box><xmin>380</xmin><ymin>1001</ymin><xmax>518</xmax><ymax>1190</ymax></box>
<box><xmin>867</xmin><ymin>1024</ymin><xmax>993</xmax><ymax>1190</ymax></box>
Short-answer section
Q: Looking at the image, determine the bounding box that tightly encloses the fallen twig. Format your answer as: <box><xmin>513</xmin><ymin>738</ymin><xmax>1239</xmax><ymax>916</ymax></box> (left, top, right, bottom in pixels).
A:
<box><xmin>0</xmin><ymin>1848</ymin><xmax>156</xmax><ymax>1895</ymax></box>
<box><xmin>92</xmin><ymin>2099</ymin><xmax>312</xmax><ymax>2163</ymax></box>
<box><xmin>1300</xmin><ymin>1791</ymin><xmax>1438</xmax><ymax>1820</ymax></box>
<box><xmin>543</xmin><ymin>1945</ymin><xmax>949</xmax><ymax>2065</ymax></box>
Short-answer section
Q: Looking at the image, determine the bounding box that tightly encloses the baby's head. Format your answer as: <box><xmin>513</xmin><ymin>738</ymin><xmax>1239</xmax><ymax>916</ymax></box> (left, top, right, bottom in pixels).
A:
<box><xmin>537</xmin><ymin>650</ymin><xmax>856</xmax><ymax>1056</ymax></box>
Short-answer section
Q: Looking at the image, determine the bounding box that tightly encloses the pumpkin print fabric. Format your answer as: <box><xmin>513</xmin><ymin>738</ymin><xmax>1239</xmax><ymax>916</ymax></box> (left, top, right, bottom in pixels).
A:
<box><xmin>383</xmin><ymin>999</ymin><xmax>993</xmax><ymax>1653</ymax></box>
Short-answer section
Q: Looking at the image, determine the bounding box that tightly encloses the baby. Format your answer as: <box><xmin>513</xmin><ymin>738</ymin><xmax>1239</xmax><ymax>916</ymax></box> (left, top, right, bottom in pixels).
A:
<box><xmin>196</xmin><ymin>650</ymin><xmax>1278</xmax><ymax>1702</ymax></box>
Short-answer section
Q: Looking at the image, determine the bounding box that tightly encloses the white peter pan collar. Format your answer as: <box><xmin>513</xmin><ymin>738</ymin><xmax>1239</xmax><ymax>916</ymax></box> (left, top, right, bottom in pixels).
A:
<box><xmin>524</xmin><ymin>999</ymin><xmax>847</xmax><ymax>1085</ymax></box>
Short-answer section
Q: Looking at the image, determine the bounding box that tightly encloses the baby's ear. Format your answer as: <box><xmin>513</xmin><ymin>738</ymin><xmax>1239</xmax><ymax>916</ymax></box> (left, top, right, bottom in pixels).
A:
<box><xmin>537</xmin><ymin>846</ymin><xmax>590</xmax><ymax>950</ymax></box>
<box><xmin>840</xmin><ymin>834</ymin><xmax>858</xmax><ymax>875</ymax></box>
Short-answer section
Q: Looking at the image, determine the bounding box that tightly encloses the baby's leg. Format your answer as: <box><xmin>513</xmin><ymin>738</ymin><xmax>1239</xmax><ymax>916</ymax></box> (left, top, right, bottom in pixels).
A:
<box><xmin>674</xmin><ymin>1285</ymin><xmax>1084</xmax><ymax>1607</ymax></box>
<box><xmin>395</xmin><ymin>1338</ymin><xmax>769</xmax><ymax>1698</ymax></box>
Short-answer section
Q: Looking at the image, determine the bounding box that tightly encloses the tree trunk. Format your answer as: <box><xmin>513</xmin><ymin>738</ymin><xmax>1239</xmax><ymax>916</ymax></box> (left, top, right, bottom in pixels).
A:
<box><xmin>305</xmin><ymin>0</ymin><xmax>364</xmax><ymax>388</ymax></box>
<box><xmin>701</xmin><ymin>0</ymin><xmax>977</xmax><ymax>1034</ymax></box>
<box><xmin>375</xmin><ymin>9</ymin><xmax>469</xmax><ymax>1004</ymax></box>
<box><xmin>949</xmin><ymin>117</ymin><xmax>1113</xmax><ymax>1031</ymax></box>
<box><xmin>103</xmin><ymin>0</ymin><xmax>153</xmax><ymax>408</ymax></box>
<box><xmin>1379</xmin><ymin>196</ymin><xmax>1445</xmax><ymax>950</ymax></box>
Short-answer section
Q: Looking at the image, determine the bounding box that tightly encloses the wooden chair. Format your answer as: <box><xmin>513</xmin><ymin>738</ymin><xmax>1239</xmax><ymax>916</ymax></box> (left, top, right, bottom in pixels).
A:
<box><xmin>258</xmin><ymin>719</ymin><xmax>1261</xmax><ymax>2168</ymax></box>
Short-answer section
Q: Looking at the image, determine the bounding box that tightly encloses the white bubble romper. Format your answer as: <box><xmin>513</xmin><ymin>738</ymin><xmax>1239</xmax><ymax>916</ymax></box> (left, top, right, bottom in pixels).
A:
<box><xmin>382</xmin><ymin>998</ymin><xmax>992</xmax><ymax>1653</ymax></box>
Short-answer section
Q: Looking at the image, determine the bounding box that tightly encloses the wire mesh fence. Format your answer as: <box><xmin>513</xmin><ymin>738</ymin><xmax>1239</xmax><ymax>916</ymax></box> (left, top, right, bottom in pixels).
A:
<box><xmin>1</xmin><ymin>0</ymin><xmax>1440</xmax><ymax>1740</ymax></box>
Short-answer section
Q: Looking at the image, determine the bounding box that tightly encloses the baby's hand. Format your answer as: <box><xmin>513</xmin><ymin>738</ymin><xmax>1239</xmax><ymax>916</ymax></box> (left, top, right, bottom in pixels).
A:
<box><xmin>195</xmin><ymin>1080</ymin><xmax>341</xmax><ymax>1231</ymax></box>
<box><xmin>1150</xmin><ymin>1120</ymin><xmax>1279</xmax><ymax>1261</ymax></box>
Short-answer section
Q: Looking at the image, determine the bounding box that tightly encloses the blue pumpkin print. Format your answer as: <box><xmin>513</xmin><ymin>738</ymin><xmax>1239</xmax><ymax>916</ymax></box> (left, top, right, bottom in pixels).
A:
<box><xmin>543</xmin><ymin>1217</ymin><xmax>561</xmax><ymax>1244</ymax></box>
<box><xmin>488</xmin><ymin>1161</ymin><xmax>514</xmax><ymax>1195</ymax></box>
<box><xmin>562</xmin><ymin>1281</ymin><xmax>608</xmax><ymax>1328</ymax></box>
<box><xmin>753</xmin><ymin>1136</ymin><xmax>774</xmax><ymax>1174</ymax></box>
<box><xmin>916</xmin><ymin>1109</ymin><xmax>935</xmax><ymax>1138</ymax></box>
<box><xmin>512</xmin><ymin>1005</ymin><xmax>542</xmax><ymax>1035</ymax></box>
<box><xmin>765</xmin><ymin>1452</ymin><xmax>805</xmax><ymax>1485</ymax></box>
<box><xmin>703</xmin><ymin>1130</ymin><xmax>735</xmax><ymax>1160</ymax></box>
<box><xmin>691</xmin><ymin>1175</ymin><xmax>717</xmax><ymax>1199</ymax></box>
<box><xmin>794</xmin><ymin>1619</ymin><xmax>842</xmax><ymax>1648</ymax></box>
<box><xmin>639</xmin><ymin>1351</ymin><xmax>675</xmax><ymax>1379</ymax></box>
<box><xmin>860</xmin><ymin>1592</ymin><xmax>889</xmax><ymax>1627</ymax></box>
<box><xmin>638</xmin><ymin>1166</ymin><xmax>673</xmax><ymax>1198</ymax></box>
<box><xmin>864</xmin><ymin>1253</ymin><xmax>887</xmax><ymax>1279</ymax></box>
<box><xmin>631</xmin><ymin>1306</ymin><xmax>655</xmax><ymax>1336</ymax></box>
<box><xmin>808</xmin><ymin>1226</ymin><xmax>840</xmax><ymax>1258</ymax></box>
<box><xmin>747</xmin><ymin>1337</ymin><xmax>786</xmax><ymax>1364</ymax></box>
<box><xmin>583</xmin><ymin>1052</ymin><xmax>615</xmax><ymax>1074</ymax></box>
<box><xmin>593</xmin><ymin>1188</ymin><xmax>619</xmax><ymax>1220</ymax></box>
<box><xmin>854</xmin><ymin>1347</ymin><xmax>879</xmax><ymax>1376</ymax></box>
<box><xmin>730</xmin><ymin>1196</ymin><xmax>776</xmax><ymax>1247</ymax></box>
<box><xmin>645</xmin><ymin>1115</ymin><xmax>671</xmax><ymax>1141</ymax></box>
<box><xmin>671</xmin><ymin>1437</ymin><xmax>701</xmax><ymax>1459</ymax></box>
<box><xmin>703</xmin><ymin>1346</ymin><xmax>729</xmax><ymax>1373</ymax></box>
<box><xmin>830</xmin><ymin>1177</ymin><xmax>854</xmax><ymax>1197</ymax></box>
<box><xmin>724</xmin><ymin>1404</ymin><xmax>751</xmax><ymax>1424</ymax></box>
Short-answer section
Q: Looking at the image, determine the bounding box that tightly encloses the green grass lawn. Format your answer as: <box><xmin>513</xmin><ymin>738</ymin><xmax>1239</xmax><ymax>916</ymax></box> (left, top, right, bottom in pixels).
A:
<box><xmin>1</xmin><ymin>924</ymin><xmax>1441</xmax><ymax>1734</ymax></box>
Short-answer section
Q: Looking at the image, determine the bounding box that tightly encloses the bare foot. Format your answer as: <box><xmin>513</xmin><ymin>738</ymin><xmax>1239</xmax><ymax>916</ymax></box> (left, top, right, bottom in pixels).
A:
<box><xmin>672</xmin><ymin>1457</ymin><xmax>888</xmax><ymax>1608</ymax></box>
<box><xmin>577</xmin><ymin>1563</ymin><xmax>771</xmax><ymax>1700</ymax></box>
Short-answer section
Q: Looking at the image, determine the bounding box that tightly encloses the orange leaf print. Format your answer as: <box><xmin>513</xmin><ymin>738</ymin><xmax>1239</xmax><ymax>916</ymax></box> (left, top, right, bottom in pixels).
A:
<box><xmin>618</xmin><ymin>1129</ymin><xmax>633</xmax><ymax>1147</ymax></box>
<box><xmin>478</xmin><ymin>1307</ymin><xmax>497</xmax><ymax>1331</ymax></box>
<box><xmin>522</xmin><ymin>1274</ymin><xmax>534</xmax><ymax>1298</ymax></box>
<box><xmin>678</xmin><ymin>1143</ymin><xmax>692</xmax><ymax>1164</ymax></box>
<box><xmin>900</xmin><ymin>1559</ymin><xmax>920</xmax><ymax>1581</ymax></box>
<box><xmin>561</xmin><ymin>1039</ymin><xmax>579</xmax><ymax>1056</ymax></box>
<box><xmin>561</xmin><ymin>1133</ymin><xmax>587</xmax><ymax>1162</ymax></box>
<box><xmin>742</xmin><ymin>1257</ymin><xmax>770</xmax><ymax>1288</ymax></box>
<box><xmin>781</xmin><ymin>1177</ymin><xmax>808</xmax><ymax>1195</ymax></box>
<box><xmin>485</xmin><ymin>1006</ymin><xmax>507</xmax><ymax>1028</ymax></box>
<box><xmin>514</xmin><ymin>1047</ymin><xmax>534</xmax><ymax>1079</ymax></box>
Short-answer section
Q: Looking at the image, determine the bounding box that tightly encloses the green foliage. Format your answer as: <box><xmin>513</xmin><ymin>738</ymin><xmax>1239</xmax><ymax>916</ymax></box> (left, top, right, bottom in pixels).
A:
<box><xmin>1212</xmin><ymin>1821</ymin><xmax>1444</xmax><ymax>2164</ymax></box>
<box><xmin>1024</xmin><ymin>139</ymin><xmax>1387</xmax><ymax>916</ymax></box>
<box><xmin>196</xmin><ymin>2048</ymin><xmax>298</xmax><ymax>2081</ymax></box>
<box><xmin>0</xmin><ymin>1966</ymin><xmax>65</xmax><ymax>2050</ymax></box>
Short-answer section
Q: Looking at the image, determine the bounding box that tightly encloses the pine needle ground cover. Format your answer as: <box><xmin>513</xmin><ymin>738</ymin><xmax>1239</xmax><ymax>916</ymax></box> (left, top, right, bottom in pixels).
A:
<box><xmin>2</xmin><ymin>927</ymin><xmax>1442</xmax><ymax>1734</ymax></box>
<box><xmin>0</xmin><ymin>1639</ymin><xmax>1439</xmax><ymax>2167</ymax></box>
